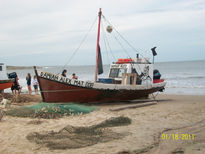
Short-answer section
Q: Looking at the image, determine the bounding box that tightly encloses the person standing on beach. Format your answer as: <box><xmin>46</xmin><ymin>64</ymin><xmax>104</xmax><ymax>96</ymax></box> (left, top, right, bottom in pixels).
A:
<box><xmin>11</xmin><ymin>74</ymin><xmax>21</xmax><ymax>95</ymax></box>
<box><xmin>33</xmin><ymin>75</ymin><xmax>39</xmax><ymax>95</ymax></box>
<box><xmin>61</xmin><ymin>69</ymin><xmax>67</xmax><ymax>77</ymax></box>
<box><xmin>26</xmin><ymin>73</ymin><xmax>32</xmax><ymax>95</ymax></box>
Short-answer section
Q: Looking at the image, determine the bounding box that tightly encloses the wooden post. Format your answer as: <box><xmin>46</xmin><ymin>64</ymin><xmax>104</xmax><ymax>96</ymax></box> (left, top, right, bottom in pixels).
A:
<box><xmin>133</xmin><ymin>73</ymin><xmax>137</xmax><ymax>85</ymax></box>
<box><xmin>110</xmin><ymin>101</ymin><xmax>157</xmax><ymax>111</ymax></box>
<box><xmin>122</xmin><ymin>73</ymin><xmax>125</xmax><ymax>85</ymax></box>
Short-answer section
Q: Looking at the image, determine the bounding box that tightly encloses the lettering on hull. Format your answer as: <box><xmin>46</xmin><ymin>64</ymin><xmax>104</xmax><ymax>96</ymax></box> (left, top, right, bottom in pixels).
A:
<box><xmin>39</xmin><ymin>71</ymin><xmax>94</xmax><ymax>88</ymax></box>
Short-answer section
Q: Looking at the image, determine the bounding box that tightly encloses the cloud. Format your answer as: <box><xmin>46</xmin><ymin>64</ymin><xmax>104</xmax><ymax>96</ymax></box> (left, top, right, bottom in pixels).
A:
<box><xmin>0</xmin><ymin>0</ymin><xmax>205</xmax><ymax>65</ymax></box>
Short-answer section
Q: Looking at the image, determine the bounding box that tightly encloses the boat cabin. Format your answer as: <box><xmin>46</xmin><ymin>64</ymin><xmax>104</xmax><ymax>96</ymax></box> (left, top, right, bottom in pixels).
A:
<box><xmin>99</xmin><ymin>57</ymin><xmax>154</xmax><ymax>85</ymax></box>
<box><xmin>0</xmin><ymin>63</ymin><xmax>8</xmax><ymax>80</ymax></box>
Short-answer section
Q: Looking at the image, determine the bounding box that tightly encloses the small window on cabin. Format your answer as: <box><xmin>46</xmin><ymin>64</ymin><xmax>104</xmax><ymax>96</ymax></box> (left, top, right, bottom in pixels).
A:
<box><xmin>109</xmin><ymin>68</ymin><xmax>127</xmax><ymax>78</ymax></box>
<box><xmin>109</xmin><ymin>68</ymin><xmax>119</xmax><ymax>78</ymax></box>
<box><xmin>118</xmin><ymin>68</ymin><xmax>127</xmax><ymax>77</ymax></box>
<box><xmin>0</xmin><ymin>66</ymin><xmax>2</xmax><ymax>71</ymax></box>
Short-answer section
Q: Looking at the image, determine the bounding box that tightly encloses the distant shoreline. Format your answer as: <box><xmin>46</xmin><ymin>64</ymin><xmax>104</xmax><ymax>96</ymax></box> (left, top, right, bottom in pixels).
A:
<box><xmin>5</xmin><ymin>59</ymin><xmax>205</xmax><ymax>68</ymax></box>
<box><xmin>6</xmin><ymin>66</ymin><xmax>43</xmax><ymax>70</ymax></box>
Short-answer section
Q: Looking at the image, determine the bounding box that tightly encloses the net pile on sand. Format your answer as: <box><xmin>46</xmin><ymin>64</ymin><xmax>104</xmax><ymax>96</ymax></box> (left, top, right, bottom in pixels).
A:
<box><xmin>27</xmin><ymin>116</ymin><xmax>131</xmax><ymax>149</ymax></box>
<box><xmin>6</xmin><ymin>103</ymin><xmax>96</xmax><ymax>119</ymax></box>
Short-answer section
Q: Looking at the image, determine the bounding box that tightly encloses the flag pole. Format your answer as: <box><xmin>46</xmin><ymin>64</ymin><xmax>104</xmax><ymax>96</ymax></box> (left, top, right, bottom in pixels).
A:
<box><xmin>95</xmin><ymin>8</ymin><xmax>102</xmax><ymax>82</ymax></box>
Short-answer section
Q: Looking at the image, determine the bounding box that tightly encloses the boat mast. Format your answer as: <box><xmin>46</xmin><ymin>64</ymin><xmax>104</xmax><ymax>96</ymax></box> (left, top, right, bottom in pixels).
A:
<box><xmin>95</xmin><ymin>8</ymin><xmax>102</xmax><ymax>82</ymax></box>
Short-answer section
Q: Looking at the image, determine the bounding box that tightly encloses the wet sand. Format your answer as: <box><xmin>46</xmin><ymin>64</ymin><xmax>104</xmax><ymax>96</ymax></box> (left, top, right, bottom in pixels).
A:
<box><xmin>0</xmin><ymin>94</ymin><xmax>205</xmax><ymax>154</ymax></box>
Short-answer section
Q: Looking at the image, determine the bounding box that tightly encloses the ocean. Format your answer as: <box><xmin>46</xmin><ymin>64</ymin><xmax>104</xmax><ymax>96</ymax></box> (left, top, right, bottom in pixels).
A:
<box><xmin>6</xmin><ymin>60</ymin><xmax>205</xmax><ymax>95</ymax></box>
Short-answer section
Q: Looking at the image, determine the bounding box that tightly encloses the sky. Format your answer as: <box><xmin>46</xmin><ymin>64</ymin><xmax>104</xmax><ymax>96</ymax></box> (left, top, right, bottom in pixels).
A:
<box><xmin>0</xmin><ymin>0</ymin><xmax>205</xmax><ymax>66</ymax></box>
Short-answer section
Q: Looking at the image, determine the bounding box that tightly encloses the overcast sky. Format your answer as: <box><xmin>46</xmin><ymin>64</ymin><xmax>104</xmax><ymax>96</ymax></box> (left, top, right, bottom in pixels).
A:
<box><xmin>0</xmin><ymin>0</ymin><xmax>205</xmax><ymax>66</ymax></box>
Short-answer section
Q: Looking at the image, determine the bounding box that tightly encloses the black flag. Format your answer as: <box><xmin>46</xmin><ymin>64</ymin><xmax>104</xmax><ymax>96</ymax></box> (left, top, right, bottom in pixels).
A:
<box><xmin>98</xmin><ymin>45</ymin><xmax>103</xmax><ymax>75</ymax></box>
<box><xmin>151</xmin><ymin>47</ymin><xmax>157</xmax><ymax>56</ymax></box>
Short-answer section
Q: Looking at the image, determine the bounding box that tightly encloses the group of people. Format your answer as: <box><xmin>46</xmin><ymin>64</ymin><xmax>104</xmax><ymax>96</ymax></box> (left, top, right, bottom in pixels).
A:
<box><xmin>10</xmin><ymin>73</ymin><xmax>39</xmax><ymax>95</ymax></box>
<box><xmin>61</xmin><ymin>69</ymin><xmax>78</xmax><ymax>79</ymax></box>
<box><xmin>11</xmin><ymin>70</ymin><xmax>77</xmax><ymax>95</ymax></box>
<box><xmin>26</xmin><ymin>73</ymin><xmax>39</xmax><ymax>95</ymax></box>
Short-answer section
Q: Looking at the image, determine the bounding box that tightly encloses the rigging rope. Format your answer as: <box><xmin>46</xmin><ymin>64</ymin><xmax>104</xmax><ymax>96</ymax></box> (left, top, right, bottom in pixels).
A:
<box><xmin>102</xmin><ymin>15</ymin><xmax>145</xmax><ymax>58</ymax></box>
<box><xmin>112</xmin><ymin>31</ymin><xmax>131</xmax><ymax>58</ymax></box>
<box><xmin>105</xmin><ymin>23</ymin><xmax>143</xmax><ymax>75</ymax></box>
<box><xmin>57</xmin><ymin>13</ymin><xmax>149</xmax><ymax>78</ymax></box>
<box><xmin>101</xmin><ymin>15</ymin><xmax>131</xmax><ymax>59</ymax></box>
<box><xmin>59</xmin><ymin>16</ymin><xmax>98</xmax><ymax>74</ymax></box>
<box><xmin>101</xmin><ymin>20</ymin><xmax>117</xmax><ymax>63</ymax></box>
<box><xmin>101</xmin><ymin>14</ymin><xmax>149</xmax><ymax>73</ymax></box>
<box><xmin>103</xmin><ymin>30</ymin><xmax>116</xmax><ymax>62</ymax></box>
<box><xmin>101</xmin><ymin>20</ymin><xmax>110</xmax><ymax>64</ymax></box>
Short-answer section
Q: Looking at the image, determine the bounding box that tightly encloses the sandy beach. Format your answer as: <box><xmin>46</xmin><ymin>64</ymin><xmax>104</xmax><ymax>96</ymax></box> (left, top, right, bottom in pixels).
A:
<box><xmin>0</xmin><ymin>94</ymin><xmax>205</xmax><ymax>154</ymax></box>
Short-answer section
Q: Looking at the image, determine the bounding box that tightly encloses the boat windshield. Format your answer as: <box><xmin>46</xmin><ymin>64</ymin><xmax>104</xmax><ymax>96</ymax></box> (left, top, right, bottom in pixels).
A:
<box><xmin>109</xmin><ymin>68</ymin><xmax>127</xmax><ymax>78</ymax></box>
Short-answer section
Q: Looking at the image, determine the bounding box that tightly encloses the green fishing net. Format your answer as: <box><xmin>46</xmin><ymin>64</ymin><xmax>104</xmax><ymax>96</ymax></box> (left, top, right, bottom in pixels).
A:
<box><xmin>6</xmin><ymin>103</ymin><xmax>96</xmax><ymax>119</ymax></box>
<box><xmin>27</xmin><ymin>116</ymin><xmax>131</xmax><ymax>149</ymax></box>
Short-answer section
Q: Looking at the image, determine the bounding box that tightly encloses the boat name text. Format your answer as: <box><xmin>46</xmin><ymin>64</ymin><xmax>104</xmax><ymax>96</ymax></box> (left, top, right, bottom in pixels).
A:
<box><xmin>39</xmin><ymin>71</ymin><xmax>94</xmax><ymax>88</ymax></box>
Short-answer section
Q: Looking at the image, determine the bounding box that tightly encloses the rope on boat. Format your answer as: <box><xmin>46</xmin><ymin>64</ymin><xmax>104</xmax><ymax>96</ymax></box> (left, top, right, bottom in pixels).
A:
<box><xmin>112</xmin><ymin>31</ymin><xmax>131</xmax><ymax>58</ymax></box>
<box><xmin>101</xmin><ymin>16</ymin><xmax>131</xmax><ymax>60</ymax></box>
<box><xmin>59</xmin><ymin>16</ymin><xmax>98</xmax><ymax>73</ymax></box>
<box><xmin>101</xmin><ymin>21</ymin><xmax>116</xmax><ymax>61</ymax></box>
<box><xmin>102</xmin><ymin>21</ymin><xmax>113</xmax><ymax>63</ymax></box>
<box><xmin>102</xmin><ymin>14</ymin><xmax>151</xmax><ymax>64</ymax></box>
<box><xmin>101</xmin><ymin>14</ymin><xmax>144</xmax><ymax>73</ymax></box>
<box><xmin>102</xmin><ymin>15</ymin><xmax>143</xmax><ymax>56</ymax></box>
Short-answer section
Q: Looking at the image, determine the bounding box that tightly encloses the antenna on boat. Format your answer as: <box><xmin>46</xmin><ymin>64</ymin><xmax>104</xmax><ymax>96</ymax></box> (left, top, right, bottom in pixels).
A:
<box><xmin>95</xmin><ymin>8</ymin><xmax>102</xmax><ymax>82</ymax></box>
<box><xmin>151</xmin><ymin>47</ymin><xmax>157</xmax><ymax>64</ymax></box>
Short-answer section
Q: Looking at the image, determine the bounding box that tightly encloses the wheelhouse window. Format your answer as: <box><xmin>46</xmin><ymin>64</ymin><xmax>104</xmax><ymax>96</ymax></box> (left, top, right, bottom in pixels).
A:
<box><xmin>0</xmin><ymin>66</ymin><xmax>2</xmax><ymax>71</ymax></box>
<box><xmin>109</xmin><ymin>68</ymin><xmax>127</xmax><ymax>78</ymax></box>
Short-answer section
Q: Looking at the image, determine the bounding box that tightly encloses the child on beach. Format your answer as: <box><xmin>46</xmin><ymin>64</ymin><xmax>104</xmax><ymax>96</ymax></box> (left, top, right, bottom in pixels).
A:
<box><xmin>33</xmin><ymin>75</ymin><xmax>39</xmax><ymax>95</ymax></box>
<box><xmin>26</xmin><ymin>73</ymin><xmax>32</xmax><ymax>95</ymax></box>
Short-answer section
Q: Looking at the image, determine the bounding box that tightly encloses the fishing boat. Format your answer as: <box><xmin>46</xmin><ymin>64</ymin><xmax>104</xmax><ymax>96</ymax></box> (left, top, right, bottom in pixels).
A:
<box><xmin>34</xmin><ymin>8</ymin><xmax>166</xmax><ymax>103</ymax></box>
<box><xmin>0</xmin><ymin>63</ymin><xmax>13</xmax><ymax>92</ymax></box>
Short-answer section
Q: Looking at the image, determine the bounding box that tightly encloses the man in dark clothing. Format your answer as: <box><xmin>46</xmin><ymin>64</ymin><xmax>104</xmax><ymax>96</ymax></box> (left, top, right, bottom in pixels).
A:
<box><xmin>61</xmin><ymin>69</ymin><xmax>67</xmax><ymax>77</ymax></box>
<box><xmin>11</xmin><ymin>75</ymin><xmax>21</xmax><ymax>95</ymax></box>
